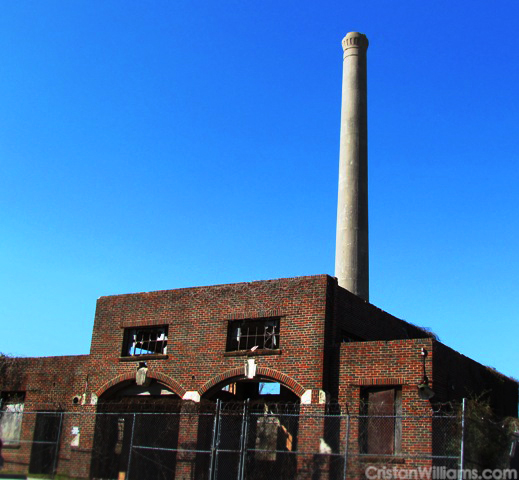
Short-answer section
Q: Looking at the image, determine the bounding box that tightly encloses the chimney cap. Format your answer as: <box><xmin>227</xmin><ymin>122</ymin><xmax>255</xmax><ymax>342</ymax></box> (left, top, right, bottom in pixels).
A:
<box><xmin>342</xmin><ymin>32</ymin><xmax>369</xmax><ymax>51</ymax></box>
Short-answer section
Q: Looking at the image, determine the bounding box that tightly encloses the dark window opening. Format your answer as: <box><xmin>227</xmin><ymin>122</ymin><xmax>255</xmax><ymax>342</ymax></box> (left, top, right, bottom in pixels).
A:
<box><xmin>226</xmin><ymin>318</ymin><xmax>280</xmax><ymax>352</ymax></box>
<box><xmin>122</xmin><ymin>326</ymin><xmax>168</xmax><ymax>357</ymax></box>
<box><xmin>360</xmin><ymin>386</ymin><xmax>402</xmax><ymax>455</ymax></box>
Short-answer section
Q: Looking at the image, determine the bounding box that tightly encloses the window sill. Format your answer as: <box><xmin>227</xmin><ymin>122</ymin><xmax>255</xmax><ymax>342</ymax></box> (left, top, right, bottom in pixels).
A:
<box><xmin>224</xmin><ymin>349</ymin><xmax>282</xmax><ymax>357</ymax></box>
<box><xmin>119</xmin><ymin>354</ymin><xmax>169</xmax><ymax>362</ymax></box>
<box><xmin>1</xmin><ymin>442</ymin><xmax>21</xmax><ymax>449</ymax></box>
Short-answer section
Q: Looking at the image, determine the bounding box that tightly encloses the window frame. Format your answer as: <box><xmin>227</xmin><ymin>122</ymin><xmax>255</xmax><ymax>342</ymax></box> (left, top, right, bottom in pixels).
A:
<box><xmin>121</xmin><ymin>325</ymin><xmax>169</xmax><ymax>358</ymax></box>
<box><xmin>226</xmin><ymin>317</ymin><xmax>280</xmax><ymax>353</ymax></box>
<box><xmin>0</xmin><ymin>391</ymin><xmax>25</xmax><ymax>446</ymax></box>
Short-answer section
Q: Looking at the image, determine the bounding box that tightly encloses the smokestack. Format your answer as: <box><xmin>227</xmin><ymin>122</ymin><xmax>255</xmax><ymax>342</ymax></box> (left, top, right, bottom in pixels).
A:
<box><xmin>335</xmin><ymin>32</ymin><xmax>369</xmax><ymax>301</ymax></box>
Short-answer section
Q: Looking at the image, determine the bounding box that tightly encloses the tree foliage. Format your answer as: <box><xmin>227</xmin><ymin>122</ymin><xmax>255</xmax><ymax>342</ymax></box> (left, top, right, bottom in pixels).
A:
<box><xmin>462</xmin><ymin>396</ymin><xmax>519</xmax><ymax>470</ymax></box>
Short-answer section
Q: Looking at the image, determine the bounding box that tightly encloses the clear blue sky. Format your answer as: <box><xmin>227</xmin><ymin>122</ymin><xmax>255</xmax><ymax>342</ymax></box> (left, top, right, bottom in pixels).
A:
<box><xmin>1</xmin><ymin>1</ymin><xmax>518</xmax><ymax>381</ymax></box>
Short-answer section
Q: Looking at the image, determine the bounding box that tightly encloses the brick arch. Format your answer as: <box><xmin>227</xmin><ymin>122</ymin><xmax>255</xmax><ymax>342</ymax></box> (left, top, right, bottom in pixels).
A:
<box><xmin>95</xmin><ymin>371</ymin><xmax>186</xmax><ymax>398</ymax></box>
<box><xmin>198</xmin><ymin>367</ymin><xmax>306</xmax><ymax>398</ymax></box>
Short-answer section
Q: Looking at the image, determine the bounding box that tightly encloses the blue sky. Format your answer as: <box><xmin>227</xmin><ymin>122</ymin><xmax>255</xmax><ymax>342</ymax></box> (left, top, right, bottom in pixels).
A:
<box><xmin>1</xmin><ymin>1</ymin><xmax>518</xmax><ymax>381</ymax></box>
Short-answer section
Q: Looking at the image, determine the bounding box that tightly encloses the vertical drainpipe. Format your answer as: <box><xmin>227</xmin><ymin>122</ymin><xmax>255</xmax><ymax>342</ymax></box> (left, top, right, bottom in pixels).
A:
<box><xmin>335</xmin><ymin>32</ymin><xmax>369</xmax><ymax>301</ymax></box>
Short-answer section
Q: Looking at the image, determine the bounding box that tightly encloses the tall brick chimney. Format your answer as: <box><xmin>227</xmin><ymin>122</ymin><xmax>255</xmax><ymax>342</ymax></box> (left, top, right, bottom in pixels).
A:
<box><xmin>335</xmin><ymin>32</ymin><xmax>369</xmax><ymax>301</ymax></box>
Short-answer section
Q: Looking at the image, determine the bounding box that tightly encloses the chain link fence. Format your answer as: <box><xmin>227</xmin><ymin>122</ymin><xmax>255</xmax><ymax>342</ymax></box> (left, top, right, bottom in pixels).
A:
<box><xmin>0</xmin><ymin>401</ymin><xmax>516</xmax><ymax>479</ymax></box>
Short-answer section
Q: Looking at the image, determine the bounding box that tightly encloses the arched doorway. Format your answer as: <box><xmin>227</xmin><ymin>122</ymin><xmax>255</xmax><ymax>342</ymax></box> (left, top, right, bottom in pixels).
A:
<box><xmin>197</xmin><ymin>376</ymin><xmax>300</xmax><ymax>480</ymax></box>
<box><xmin>204</xmin><ymin>377</ymin><xmax>300</xmax><ymax>404</ymax></box>
<box><xmin>90</xmin><ymin>379</ymin><xmax>181</xmax><ymax>480</ymax></box>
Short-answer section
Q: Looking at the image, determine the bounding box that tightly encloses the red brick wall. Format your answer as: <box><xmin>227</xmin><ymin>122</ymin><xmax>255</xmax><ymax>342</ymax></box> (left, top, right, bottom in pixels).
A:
<box><xmin>0</xmin><ymin>355</ymin><xmax>92</xmax><ymax>477</ymax></box>
<box><xmin>1</xmin><ymin>274</ymin><xmax>517</xmax><ymax>479</ymax></box>
<box><xmin>338</xmin><ymin>339</ymin><xmax>435</xmax><ymax>474</ymax></box>
<box><xmin>338</xmin><ymin>337</ymin><xmax>517</xmax><ymax>419</ymax></box>
<box><xmin>0</xmin><ymin>355</ymin><xmax>90</xmax><ymax>409</ymax></box>
<box><xmin>323</xmin><ymin>277</ymin><xmax>433</xmax><ymax>399</ymax></box>
<box><xmin>88</xmin><ymin>275</ymin><xmax>330</xmax><ymax>400</ymax></box>
<box><xmin>338</xmin><ymin>338</ymin><xmax>434</xmax><ymax>412</ymax></box>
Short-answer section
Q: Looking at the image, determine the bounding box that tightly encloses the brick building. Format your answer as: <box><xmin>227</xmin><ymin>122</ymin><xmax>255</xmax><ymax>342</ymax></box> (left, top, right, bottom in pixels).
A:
<box><xmin>1</xmin><ymin>31</ymin><xmax>517</xmax><ymax>480</ymax></box>
<box><xmin>0</xmin><ymin>274</ymin><xmax>517</xmax><ymax>479</ymax></box>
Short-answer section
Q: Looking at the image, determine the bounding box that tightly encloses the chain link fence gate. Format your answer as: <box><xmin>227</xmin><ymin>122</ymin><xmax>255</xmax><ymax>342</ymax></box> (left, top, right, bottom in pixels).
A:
<box><xmin>1</xmin><ymin>401</ymin><xmax>516</xmax><ymax>479</ymax></box>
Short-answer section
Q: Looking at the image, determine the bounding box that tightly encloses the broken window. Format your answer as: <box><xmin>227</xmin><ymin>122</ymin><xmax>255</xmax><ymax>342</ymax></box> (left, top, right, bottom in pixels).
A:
<box><xmin>226</xmin><ymin>318</ymin><xmax>280</xmax><ymax>352</ymax></box>
<box><xmin>359</xmin><ymin>386</ymin><xmax>402</xmax><ymax>455</ymax></box>
<box><xmin>0</xmin><ymin>392</ymin><xmax>25</xmax><ymax>445</ymax></box>
<box><xmin>259</xmin><ymin>382</ymin><xmax>281</xmax><ymax>395</ymax></box>
<box><xmin>122</xmin><ymin>326</ymin><xmax>168</xmax><ymax>357</ymax></box>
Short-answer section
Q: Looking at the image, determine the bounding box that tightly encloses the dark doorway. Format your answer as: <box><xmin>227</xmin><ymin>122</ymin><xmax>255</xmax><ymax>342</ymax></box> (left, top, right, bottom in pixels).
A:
<box><xmin>90</xmin><ymin>381</ymin><xmax>181</xmax><ymax>480</ymax></box>
<box><xmin>199</xmin><ymin>379</ymin><xmax>300</xmax><ymax>480</ymax></box>
<box><xmin>28</xmin><ymin>411</ymin><xmax>63</xmax><ymax>475</ymax></box>
<box><xmin>360</xmin><ymin>386</ymin><xmax>402</xmax><ymax>455</ymax></box>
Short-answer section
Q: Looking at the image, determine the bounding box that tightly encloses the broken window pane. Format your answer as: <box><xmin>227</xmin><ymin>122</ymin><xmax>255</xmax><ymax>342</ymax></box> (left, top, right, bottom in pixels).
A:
<box><xmin>226</xmin><ymin>318</ymin><xmax>280</xmax><ymax>352</ymax></box>
<box><xmin>259</xmin><ymin>382</ymin><xmax>281</xmax><ymax>395</ymax></box>
<box><xmin>0</xmin><ymin>392</ymin><xmax>25</xmax><ymax>445</ymax></box>
<box><xmin>122</xmin><ymin>326</ymin><xmax>168</xmax><ymax>357</ymax></box>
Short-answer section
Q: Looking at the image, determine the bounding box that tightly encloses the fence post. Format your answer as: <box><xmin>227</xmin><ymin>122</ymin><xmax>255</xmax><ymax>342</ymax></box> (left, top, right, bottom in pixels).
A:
<box><xmin>238</xmin><ymin>399</ymin><xmax>250</xmax><ymax>480</ymax></box>
<box><xmin>458</xmin><ymin>398</ymin><xmax>466</xmax><ymax>480</ymax></box>
<box><xmin>126</xmin><ymin>413</ymin><xmax>136</xmax><ymax>480</ymax></box>
<box><xmin>51</xmin><ymin>412</ymin><xmax>64</xmax><ymax>479</ymax></box>
<box><xmin>209</xmin><ymin>400</ymin><xmax>221</xmax><ymax>480</ymax></box>
<box><xmin>342</xmin><ymin>414</ymin><xmax>350</xmax><ymax>480</ymax></box>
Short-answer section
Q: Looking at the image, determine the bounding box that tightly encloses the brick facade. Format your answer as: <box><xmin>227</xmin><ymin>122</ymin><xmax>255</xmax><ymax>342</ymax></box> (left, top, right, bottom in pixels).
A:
<box><xmin>1</xmin><ymin>274</ymin><xmax>517</xmax><ymax>478</ymax></box>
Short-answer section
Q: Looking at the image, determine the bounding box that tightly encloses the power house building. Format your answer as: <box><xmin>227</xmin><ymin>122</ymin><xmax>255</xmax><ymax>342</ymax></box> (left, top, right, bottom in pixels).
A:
<box><xmin>1</xmin><ymin>33</ymin><xmax>517</xmax><ymax>479</ymax></box>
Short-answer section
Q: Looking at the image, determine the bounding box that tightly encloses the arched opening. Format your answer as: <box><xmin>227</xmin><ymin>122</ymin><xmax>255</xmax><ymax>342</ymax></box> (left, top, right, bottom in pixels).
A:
<box><xmin>90</xmin><ymin>379</ymin><xmax>181</xmax><ymax>480</ymax></box>
<box><xmin>204</xmin><ymin>377</ymin><xmax>300</xmax><ymax>404</ymax></box>
<box><xmin>197</xmin><ymin>376</ymin><xmax>300</xmax><ymax>480</ymax></box>
<box><xmin>96</xmin><ymin>378</ymin><xmax>181</xmax><ymax>411</ymax></box>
